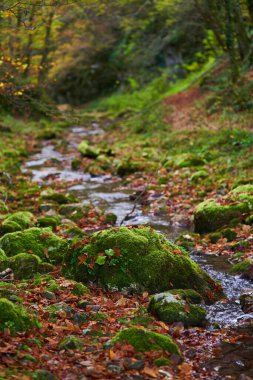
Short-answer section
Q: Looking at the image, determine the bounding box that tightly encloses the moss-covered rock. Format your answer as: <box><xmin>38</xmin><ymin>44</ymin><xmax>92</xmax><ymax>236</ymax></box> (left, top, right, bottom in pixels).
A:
<box><xmin>104</xmin><ymin>213</ymin><xmax>117</xmax><ymax>225</ymax></box>
<box><xmin>63</xmin><ymin>226</ymin><xmax>223</xmax><ymax>303</ymax></box>
<box><xmin>173</xmin><ymin>154</ymin><xmax>207</xmax><ymax>168</ymax></box>
<box><xmin>72</xmin><ymin>282</ymin><xmax>89</xmax><ymax>296</ymax></box>
<box><xmin>0</xmin><ymin>298</ymin><xmax>36</xmax><ymax>332</ymax></box>
<box><xmin>0</xmin><ymin>283</ymin><xmax>18</xmax><ymax>301</ymax></box>
<box><xmin>3</xmin><ymin>211</ymin><xmax>35</xmax><ymax>231</ymax></box>
<box><xmin>59</xmin><ymin>335</ymin><xmax>83</xmax><ymax>350</ymax></box>
<box><xmin>148</xmin><ymin>291</ymin><xmax>206</xmax><ymax>326</ymax></box>
<box><xmin>78</xmin><ymin>140</ymin><xmax>100</xmax><ymax>159</ymax></box>
<box><xmin>0</xmin><ymin>200</ymin><xmax>8</xmax><ymax>214</ymax></box>
<box><xmin>0</xmin><ymin>253</ymin><xmax>54</xmax><ymax>279</ymax></box>
<box><xmin>221</xmin><ymin>228</ymin><xmax>237</xmax><ymax>242</ymax></box>
<box><xmin>208</xmin><ymin>232</ymin><xmax>222</xmax><ymax>244</ymax></box>
<box><xmin>0</xmin><ymin>227</ymin><xmax>68</xmax><ymax>263</ymax></box>
<box><xmin>230</xmin><ymin>260</ymin><xmax>251</xmax><ymax>274</ymax></box>
<box><xmin>41</xmin><ymin>189</ymin><xmax>77</xmax><ymax>205</ymax></box>
<box><xmin>0</xmin><ymin>220</ymin><xmax>22</xmax><ymax>234</ymax></box>
<box><xmin>168</xmin><ymin>289</ymin><xmax>203</xmax><ymax>304</ymax></box>
<box><xmin>0</xmin><ymin>248</ymin><xmax>7</xmax><ymax>260</ymax></box>
<box><xmin>116</xmin><ymin>159</ymin><xmax>141</xmax><ymax>176</ymax></box>
<box><xmin>37</xmin><ymin>216</ymin><xmax>60</xmax><ymax>230</ymax></box>
<box><xmin>59</xmin><ymin>203</ymin><xmax>84</xmax><ymax>221</ymax></box>
<box><xmin>111</xmin><ymin>327</ymin><xmax>180</xmax><ymax>355</ymax></box>
<box><xmin>190</xmin><ymin>170</ymin><xmax>208</xmax><ymax>183</ymax></box>
<box><xmin>194</xmin><ymin>184</ymin><xmax>253</xmax><ymax>233</ymax></box>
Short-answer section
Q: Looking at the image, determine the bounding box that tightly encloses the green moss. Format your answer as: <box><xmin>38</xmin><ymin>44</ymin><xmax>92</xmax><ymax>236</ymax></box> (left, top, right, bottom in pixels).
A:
<box><xmin>116</xmin><ymin>159</ymin><xmax>141</xmax><ymax>176</ymax></box>
<box><xmin>173</xmin><ymin>154</ymin><xmax>206</xmax><ymax>168</ymax></box>
<box><xmin>72</xmin><ymin>282</ymin><xmax>89</xmax><ymax>296</ymax></box>
<box><xmin>1</xmin><ymin>220</ymin><xmax>22</xmax><ymax>234</ymax></box>
<box><xmin>0</xmin><ymin>253</ymin><xmax>54</xmax><ymax>279</ymax></box>
<box><xmin>0</xmin><ymin>284</ymin><xmax>18</xmax><ymax>301</ymax></box>
<box><xmin>4</xmin><ymin>211</ymin><xmax>35</xmax><ymax>229</ymax></box>
<box><xmin>63</xmin><ymin>226</ymin><xmax>223</xmax><ymax>303</ymax></box>
<box><xmin>104</xmin><ymin>213</ymin><xmax>117</xmax><ymax>225</ymax></box>
<box><xmin>78</xmin><ymin>140</ymin><xmax>100</xmax><ymax>158</ymax></box>
<box><xmin>245</xmin><ymin>214</ymin><xmax>253</xmax><ymax>225</ymax></box>
<box><xmin>41</xmin><ymin>189</ymin><xmax>77</xmax><ymax>205</ymax></box>
<box><xmin>190</xmin><ymin>170</ymin><xmax>208</xmax><ymax>183</ymax></box>
<box><xmin>37</xmin><ymin>216</ymin><xmax>59</xmax><ymax>229</ymax></box>
<box><xmin>90</xmin><ymin>312</ymin><xmax>107</xmax><ymax>321</ymax></box>
<box><xmin>0</xmin><ymin>200</ymin><xmax>8</xmax><ymax>214</ymax></box>
<box><xmin>195</xmin><ymin>185</ymin><xmax>253</xmax><ymax>233</ymax></box>
<box><xmin>148</xmin><ymin>292</ymin><xmax>207</xmax><ymax>327</ymax></box>
<box><xmin>0</xmin><ymin>248</ymin><xmax>7</xmax><ymax>260</ymax></box>
<box><xmin>47</xmin><ymin>280</ymin><xmax>60</xmax><ymax>292</ymax></box>
<box><xmin>168</xmin><ymin>289</ymin><xmax>203</xmax><ymax>304</ymax></box>
<box><xmin>0</xmin><ymin>298</ymin><xmax>36</xmax><ymax>332</ymax></box>
<box><xmin>154</xmin><ymin>357</ymin><xmax>171</xmax><ymax>367</ymax></box>
<box><xmin>230</xmin><ymin>260</ymin><xmax>251</xmax><ymax>273</ymax></box>
<box><xmin>221</xmin><ymin>228</ymin><xmax>237</xmax><ymax>242</ymax></box>
<box><xmin>59</xmin><ymin>336</ymin><xmax>83</xmax><ymax>350</ymax></box>
<box><xmin>59</xmin><ymin>204</ymin><xmax>84</xmax><ymax>221</ymax></box>
<box><xmin>194</xmin><ymin>199</ymin><xmax>249</xmax><ymax>233</ymax></box>
<box><xmin>111</xmin><ymin>327</ymin><xmax>180</xmax><ymax>354</ymax></box>
<box><xmin>208</xmin><ymin>232</ymin><xmax>222</xmax><ymax>243</ymax></box>
<box><xmin>0</xmin><ymin>227</ymin><xmax>68</xmax><ymax>263</ymax></box>
<box><xmin>71</xmin><ymin>158</ymin><xmax>81</xmax><ymax>170</ymax></box>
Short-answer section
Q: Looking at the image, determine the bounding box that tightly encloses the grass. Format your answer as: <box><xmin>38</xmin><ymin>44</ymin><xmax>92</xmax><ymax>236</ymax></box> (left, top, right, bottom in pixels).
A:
<box><xmin>89</xmin><ymin>58</ymin><xmax>216</xmax><ymax>117</ymax></box>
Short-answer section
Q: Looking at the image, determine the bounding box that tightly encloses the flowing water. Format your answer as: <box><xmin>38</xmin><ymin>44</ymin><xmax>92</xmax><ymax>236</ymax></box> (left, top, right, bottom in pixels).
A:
<box><xmin>23</xmin><ymin>125</ymin><xmax>253</xmax><ymax>379</ymax></box>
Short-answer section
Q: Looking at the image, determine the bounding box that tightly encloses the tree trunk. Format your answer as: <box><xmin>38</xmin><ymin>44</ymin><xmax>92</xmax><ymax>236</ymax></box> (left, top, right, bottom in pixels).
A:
<box><xmin>38</xmin><ymin>10</ymin><xmax>54</xmax><ymax>83</ymax></box>
<box><xmin>224</xmin><ymin>0</ymin><xmax>239</xmax><ymax>82</ymax></box>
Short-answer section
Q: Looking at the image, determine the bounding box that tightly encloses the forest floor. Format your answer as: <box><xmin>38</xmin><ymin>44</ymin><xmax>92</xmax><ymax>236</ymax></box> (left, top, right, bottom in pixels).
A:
<box><xmin>0</xmin><ymin>83</ymin><xmax>252</xmax><ymax>380</ymax></box>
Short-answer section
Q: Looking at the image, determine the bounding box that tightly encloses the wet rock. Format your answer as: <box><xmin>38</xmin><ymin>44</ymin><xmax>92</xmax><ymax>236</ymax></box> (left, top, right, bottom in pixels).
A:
<box><xmin>240</xmin><ymin>289</ymin><xmax>253</xmax><ymax>313</ymax></box>
<box><xmin>64</xmin><ymin>226</ymin><xmax>223</xmax><ymax>303</ymax></box>
<box><xmin>148</xmin><ymin>291</ymin><xmax>207</xmax><ymax>327</ymax></box>
<box><xmin>194</xmin><ymin>185</ymin><xmax>253</xmax><ymax>233</ymax></box>
<box><xmin>111</xmin><ymin>327</ymin><xmax>180</xmax><ymax>355</ymax></box>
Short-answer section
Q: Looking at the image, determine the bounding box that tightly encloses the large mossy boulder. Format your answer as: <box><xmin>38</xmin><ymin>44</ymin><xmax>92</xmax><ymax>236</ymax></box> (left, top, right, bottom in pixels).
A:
<box><xmin>148</xmin><ymin>290</ymin><xmax>207</xmax><ymax>327</ymax></box>
<box><xmin>194</xmin><ymin>185</ymin><xmax>253</xmax><ymax>233</ymax></box>
<box><xmin>63</xmin><ymin>226</ymin><xmax>223</xmax><ymax>303</ymax></box>
<box><xmin>0</xmin><ymin>298</ymin><xmax>36</xmax><ymax>332</ymax></box>
<box><xmin>0</xmin><ymin>253</ymin><xmax>54</xmax><ymax>279</ymax></box>
<box><xmin>111</xmin><ymin>327</ymin><xmax>180</xmax><ymax>355</ymax></box>
<box><xmin>0</xmin><ymin>227</ymin><xmax>69</xmax><ymax>264</ymax></box>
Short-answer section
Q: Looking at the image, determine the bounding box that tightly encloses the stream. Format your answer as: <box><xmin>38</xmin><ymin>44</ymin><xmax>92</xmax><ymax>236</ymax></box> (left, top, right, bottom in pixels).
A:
<box><xmin>22</xmin><ymin>125</ymin><xmax>253</xmax><ymax>379</ymax></box>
